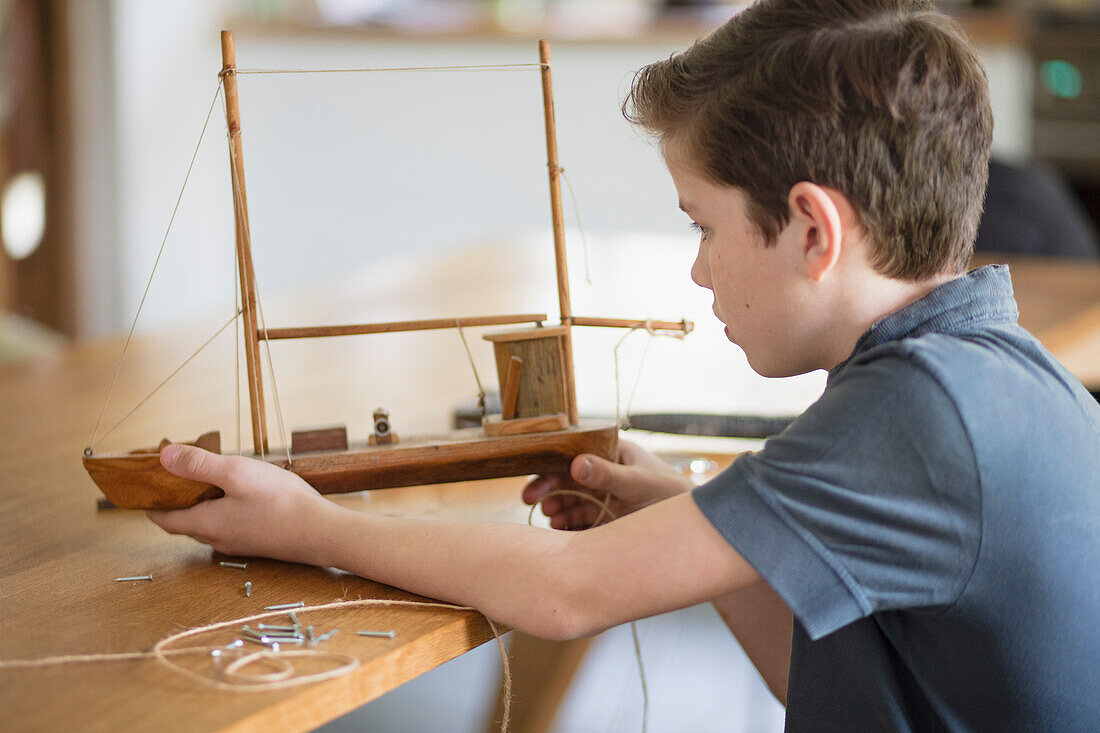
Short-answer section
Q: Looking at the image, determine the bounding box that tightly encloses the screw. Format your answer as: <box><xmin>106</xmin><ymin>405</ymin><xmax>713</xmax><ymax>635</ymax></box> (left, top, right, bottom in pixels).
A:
<box><xmin>356</xmin><ymin>630</ymin><xmax>396</xmax><ymax>639</ymax></box>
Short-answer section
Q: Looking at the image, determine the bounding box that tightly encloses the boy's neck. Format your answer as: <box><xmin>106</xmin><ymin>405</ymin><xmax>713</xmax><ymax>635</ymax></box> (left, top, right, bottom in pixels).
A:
<box><xmin>821</xmin><ymin>270</ymin><xmax>959</xmax><ymax>372</ymax></box>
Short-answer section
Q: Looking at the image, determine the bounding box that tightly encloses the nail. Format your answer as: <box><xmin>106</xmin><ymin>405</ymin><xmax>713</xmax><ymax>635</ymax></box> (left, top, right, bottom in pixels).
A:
<box><xmin>258</xmin><ymin>623</ymin><xmax>296</xmax><ymax>631</ymax></box>
<box><xmin>575</xmin><ymin>457</ymin><xmax>592</xmax><ymax>481</ymax></box>
<box><xmin>356</xmin><ymin>630</ymin><xmax>396</xmax><ymax>639</ymax></box>
<box><xmin>220</xmin><ymin>561</ymin><xmax>248</xmax><ymax>569</ymax></box>
<box><xmin>262</xmin><ymin>598</ymin><xmax>305</xmax><ymax>611</ymax></box>
<box><xmin>115</xmin><ymin>574</ymin><xmax>153</xmax><ymax>582</ymax></box>
<box><xmin>245</xmin><ymin>581</ymin><xmax>252</xmax><ymax>597</ymax></box>
<box><xmin>314</xmin><ymin>629</ymin><xmax>339</xmax><ymax>643</ymax></box>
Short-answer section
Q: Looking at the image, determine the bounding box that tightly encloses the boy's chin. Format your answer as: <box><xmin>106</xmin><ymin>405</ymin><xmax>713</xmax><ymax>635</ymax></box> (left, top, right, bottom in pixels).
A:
<box><xmin>744</xmin><ymin>349</ymin><xmax>815</xmax><ymax>379</ymax></box>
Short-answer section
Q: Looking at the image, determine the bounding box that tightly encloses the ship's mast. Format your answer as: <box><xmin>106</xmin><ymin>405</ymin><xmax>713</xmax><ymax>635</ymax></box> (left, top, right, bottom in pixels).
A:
<box><xmin>220</xmin><ymin>30</ymin><xmax>269</xmax><ymax>455</ymax></box>
<box><xmin>538</xmin><ymin>40</ymin><xmax>579</xmax><ymax>426</ymax></box>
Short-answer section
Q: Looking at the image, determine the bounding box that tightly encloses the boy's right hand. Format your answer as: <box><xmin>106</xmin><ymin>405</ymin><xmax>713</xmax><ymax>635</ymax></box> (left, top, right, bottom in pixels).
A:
<box><xmin>523</xmin><ymin>440</ymin><xmax>694</xmax><ymax>530</ymax></box>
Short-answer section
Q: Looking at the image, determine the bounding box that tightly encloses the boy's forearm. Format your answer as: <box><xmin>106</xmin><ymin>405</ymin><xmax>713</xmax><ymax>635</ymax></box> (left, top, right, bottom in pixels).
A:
<box><xmin>307</xmin><ymin>500</ymin><xmax>585</xmax><ymax>639</ymax></box>
<box><xmin>299</xmin><ymin>492</ymin><xmax>761</xmax><ymax>642</ymax></box>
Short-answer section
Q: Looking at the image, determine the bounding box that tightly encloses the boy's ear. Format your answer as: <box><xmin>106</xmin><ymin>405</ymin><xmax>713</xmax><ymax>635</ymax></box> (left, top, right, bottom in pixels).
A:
<box><xmin>787</xmin><ymin>182</ymin><xmax>844</xmax><ymax>282</ymax></box>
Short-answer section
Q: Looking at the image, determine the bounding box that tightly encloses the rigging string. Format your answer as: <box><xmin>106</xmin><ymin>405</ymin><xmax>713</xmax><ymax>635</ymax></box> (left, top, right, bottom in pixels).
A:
<box><xmin>455</xmin><ymin>318</ymin><xmax>488</xmax><ymax>414</ymax></box>
<box><xmin>234</xmin><ymin>235</ymin><xmax>243</xmax><ymax>456</ymax></box>
<box><xmin>90</xmin><ymin>309</ymin><xmax>243</xmax><ymax>450</ymax></box>
<box><xmin>87</xmin><ymin>80</ymin><xmax>226</xmax><ymax>454</ymax></box>
<box><xmin>527</xmin><ymin>489</ymin><xmax>650</xmax><ymax>733</ymax></box>
<box><xmin>554</xmin><ymin>166</ymin><xmax>593</xmax><ymax>286</ymax></box>
<box><xmin>234</xmin><ymin>63</ymin><xmax>547</xmax><ymax>75</ymax></box>
<box><xmin>613</xmin><ymin>321</ymin><xmax>687</xmax><ymax>430</ymax></box>
<box><xmin>222</xmin><ymin>94</ymin><xmax>292</xmax><ymax>466</ymax></box>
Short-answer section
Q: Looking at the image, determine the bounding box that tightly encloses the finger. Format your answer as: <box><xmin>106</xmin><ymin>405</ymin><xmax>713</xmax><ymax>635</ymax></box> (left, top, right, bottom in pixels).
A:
<box><xmin>540</xmin><ymin>495</ymin><xmax>564</xmax><ymax>517</ymax></box>
<box><xmin>522</xmin><ymin>474</ymin><xmax>561</xmax><ymax>505</ymax></box>
<box><xmin>565</xmin><ymin>503</ymin><xmax>600</xmax><ymax>529</ymax></box>
<box><xmin>145</xmin><ymin>505</ymin><xmax>208</xmax><ymax>537</ymax></box>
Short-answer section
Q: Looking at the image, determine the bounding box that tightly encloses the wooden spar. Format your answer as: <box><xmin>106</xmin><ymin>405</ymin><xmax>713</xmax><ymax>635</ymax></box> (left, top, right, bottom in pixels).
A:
<box><xmin>571</xmin><ymin>316</ymin><xmax>695</xmax><ymax>334</ymax></box>
<box><xmin>260</xmin><ymin>313</ymin><xmax>548</xmax><ymax>341</ymax></box>
<box><xmin>538</xmin><ymin>39</ymin><xmax>579</xmax><ymax>426</ymax></box>
<box><xmin>221</xmin><ymin>30</ymin><xmax>268</xmax><ymax>455</ymax></box>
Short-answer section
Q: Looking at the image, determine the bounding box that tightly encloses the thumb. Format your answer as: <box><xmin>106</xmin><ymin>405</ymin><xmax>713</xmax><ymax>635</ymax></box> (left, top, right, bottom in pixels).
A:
<box><xmin>160</xmin><ymin>444</ymin><xmax>223</xmax><ymax>484</ymax></box>
<box><xmin>570</xmin><ymin>453</ymin><xmax>631</xmax><ymax>493</ymax></box>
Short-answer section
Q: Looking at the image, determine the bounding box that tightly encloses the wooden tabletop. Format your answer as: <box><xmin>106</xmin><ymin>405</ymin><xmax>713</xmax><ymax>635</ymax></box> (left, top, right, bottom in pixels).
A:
<box><xmin>0</xmin><ymin>331</ymin><xmax>533</xmax><ymax>732</ymax></box>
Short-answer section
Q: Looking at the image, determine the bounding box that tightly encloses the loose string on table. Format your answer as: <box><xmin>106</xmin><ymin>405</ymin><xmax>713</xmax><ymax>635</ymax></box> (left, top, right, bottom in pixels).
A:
<box><xmin>0</xmin><ymin>597</ymin><xmax>512</xmax><ymax>733</ymax></box>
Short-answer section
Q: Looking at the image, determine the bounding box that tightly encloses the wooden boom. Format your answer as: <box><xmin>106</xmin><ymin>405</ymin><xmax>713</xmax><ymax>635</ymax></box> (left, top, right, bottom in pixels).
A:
<box><xmin>260</xmin><ymin>314</ymin><xmax>548</xmax><ymax>341</ymax></box>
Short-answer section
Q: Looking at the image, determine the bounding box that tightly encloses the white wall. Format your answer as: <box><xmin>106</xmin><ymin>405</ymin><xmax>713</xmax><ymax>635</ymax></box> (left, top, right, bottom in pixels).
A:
<box><xmin>94</xmin><ymin>5</ymin><xmax>1033</xmax><ymax>337</ymax></box>
<box><xmin>72</xmin><ymin>5</ymin><xmax>1033</xmax><ymax>427</ymax></box>
<box><xmin>103</xmin><ymin>1</ymin><xmax>696</xmax><ymax>336</ymax></box>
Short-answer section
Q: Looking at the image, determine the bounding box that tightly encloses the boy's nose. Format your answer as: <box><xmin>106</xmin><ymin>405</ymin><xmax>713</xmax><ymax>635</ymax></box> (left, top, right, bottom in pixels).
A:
<box><xmin>691</xmin><ymin>253</ymin><xmax>711</xmax><ymax>289</ymax></box>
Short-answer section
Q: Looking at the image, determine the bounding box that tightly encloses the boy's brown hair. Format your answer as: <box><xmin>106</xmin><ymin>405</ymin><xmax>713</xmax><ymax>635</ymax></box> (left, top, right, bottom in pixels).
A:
<box><xmin>624</xmin><ymin>0</ymin><xmax>993</xmax><ymax>280</ymax></box>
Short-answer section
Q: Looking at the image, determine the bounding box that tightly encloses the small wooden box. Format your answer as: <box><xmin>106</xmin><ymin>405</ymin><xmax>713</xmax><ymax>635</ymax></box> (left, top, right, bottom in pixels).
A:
<box><xmin>482</xmin><ymin>326</ymin><xmax>569</xmax><ymax>419</ymax></box>
<box><xmin>291</xmin><ymin>425</ymin><xmax>348</xmax><ymax>455</ymax></box>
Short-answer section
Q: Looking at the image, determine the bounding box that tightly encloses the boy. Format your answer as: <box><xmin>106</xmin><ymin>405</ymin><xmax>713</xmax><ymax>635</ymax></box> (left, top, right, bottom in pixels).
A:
<box><xmin>148</xmin><ymin>0</ymin><xmax>1100</xmax><ymax>729</ymax></box>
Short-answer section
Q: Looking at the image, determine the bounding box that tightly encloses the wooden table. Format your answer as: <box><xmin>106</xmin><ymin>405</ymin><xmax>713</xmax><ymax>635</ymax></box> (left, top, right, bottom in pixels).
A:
<box><xmin>0</xmin><ymin>330</ymin><xmax>535</xmax><ymax>732</ymax></box>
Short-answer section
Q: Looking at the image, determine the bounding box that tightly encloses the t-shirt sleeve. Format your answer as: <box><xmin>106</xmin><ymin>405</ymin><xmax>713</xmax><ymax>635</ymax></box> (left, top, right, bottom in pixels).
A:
<box><xmin>693</xmin><ymin>351</ymin><xmax>982</xmax><ymax>640</ymax></box>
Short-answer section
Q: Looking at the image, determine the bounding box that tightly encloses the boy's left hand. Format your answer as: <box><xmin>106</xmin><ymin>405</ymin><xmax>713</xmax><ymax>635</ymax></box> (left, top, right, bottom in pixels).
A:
<box><xmin>145</xmin><ymin>444</ymin><xmax>335</xmax><ymax>565</ymax></box>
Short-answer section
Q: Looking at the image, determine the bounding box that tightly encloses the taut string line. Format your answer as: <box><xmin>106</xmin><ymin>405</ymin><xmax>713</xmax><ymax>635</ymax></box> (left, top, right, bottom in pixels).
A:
<box><xmin>222</xmin><ymin>101</ymin><xmax>292</xmax><ymax>465</ymax></box>
<box><xmin>230</xmin><ymin>62</ymin><xmax>547</xmax><ymax>76</ymax></box>
<box><xmin>88</xmin><ymin>79</ymin><xmax>225</xmax><ymax>453</ymax></box>
<box><xmin>89</xmin><ymin>309</ymin><xmax>243</xmax><ymax>452</ymax></box>
<box><xmin>613</xmin><ymin>321</ymin><xmax>687</xmax><ymax>431</ymax></box>
<box><xmin>455</xmin><ymin>318</ymin><xmax>488</xmax><ymax>415</ymax></box>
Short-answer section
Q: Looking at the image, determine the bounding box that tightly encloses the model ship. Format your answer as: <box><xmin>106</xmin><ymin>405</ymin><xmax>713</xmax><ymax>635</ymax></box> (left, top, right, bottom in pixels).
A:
<box><xmin>83</xmin><ymin>32</ymin><xmax>692</xmax><ymax>510</ymax></box>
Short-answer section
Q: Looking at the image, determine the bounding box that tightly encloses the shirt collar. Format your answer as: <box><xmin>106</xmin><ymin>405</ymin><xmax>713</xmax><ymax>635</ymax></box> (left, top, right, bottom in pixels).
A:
<box><xmin>829</xmin><ymin>264</ymin><xmax>1019</xmax><ymax>380</ymax></box>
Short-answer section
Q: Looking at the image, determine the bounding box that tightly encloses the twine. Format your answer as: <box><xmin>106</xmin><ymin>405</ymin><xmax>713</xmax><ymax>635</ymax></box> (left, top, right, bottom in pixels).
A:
<box><xmin>528</xmin><ymin>489</ymin><xmax>649</xmax><ymax>732</ymax></box>
<box><xmin>0</xmin><ymin>597</ymin><xmax>511</xmax><ymax>732</ymax></box>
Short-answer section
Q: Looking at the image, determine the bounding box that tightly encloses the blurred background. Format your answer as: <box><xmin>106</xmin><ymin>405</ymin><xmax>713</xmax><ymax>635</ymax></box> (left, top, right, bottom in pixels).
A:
<box><xmin>2</xmin><ymin>1</ymin><xmax>1098</xmax><ymax>730</ymax></box>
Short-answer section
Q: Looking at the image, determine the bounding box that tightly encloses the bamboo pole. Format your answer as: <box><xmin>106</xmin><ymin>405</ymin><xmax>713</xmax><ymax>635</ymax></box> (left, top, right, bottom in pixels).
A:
<box><xmin>221</xmin><ymin>31</ymin><xmax>268</xmax><ymax>455</ymax></box>
<box><xmin>538</xmin><ymin>40</ymin><xmax>579</xmax><ymax>425</ymax></box>
<box><xmin>260</xmin><ymin>313</ymin><xmax>548</xmax><ymax>341</ymax></box>
<box><xmin>571</xmin><ymin>316</ymin><xmax>695</xmax><ymax>334</ymax></box>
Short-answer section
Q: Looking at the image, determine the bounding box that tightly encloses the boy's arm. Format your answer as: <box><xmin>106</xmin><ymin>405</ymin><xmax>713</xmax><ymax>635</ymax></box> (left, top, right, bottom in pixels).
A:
<box><xmin>711</xmin><ymin>582</ymin><xmax>792</xmax><ymax>705</ymax></box>
<box><xmin>525</xmin><ymin>442</ymin><xmax>792</xmax><ymax>700</ymax></box>
<box><xmin>147</xmin><ymin>444</ymin><xmax>760</xmax><ymax>640</ymax></box>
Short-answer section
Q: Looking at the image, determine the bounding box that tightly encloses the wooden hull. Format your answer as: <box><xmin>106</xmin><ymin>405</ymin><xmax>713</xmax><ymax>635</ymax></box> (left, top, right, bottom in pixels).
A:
<box><xmin>84</xmin><ymin>422</ymin><xmax>618</xmax><ymax>510</ymax></box>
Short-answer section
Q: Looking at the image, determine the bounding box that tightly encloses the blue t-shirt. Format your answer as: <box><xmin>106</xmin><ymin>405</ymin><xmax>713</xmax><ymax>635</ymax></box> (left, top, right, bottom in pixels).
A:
<box><xmin>693</xmin><ymin>265</ymin><xmax>1100</xmax><ymax>731</ymax></box>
